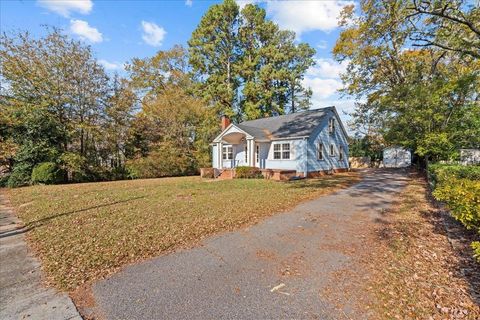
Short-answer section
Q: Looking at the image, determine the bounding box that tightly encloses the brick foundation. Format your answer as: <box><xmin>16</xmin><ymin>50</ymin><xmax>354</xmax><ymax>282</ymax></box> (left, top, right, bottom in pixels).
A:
<box><xmin>260</xmin><ymin>169</ymin><xmax>297</xmax><ymax>181</ymax></box>
<box><xmin>207</xmin><ymin>167</ymin><xmax>350</xmax><ymax>181</ymax></box>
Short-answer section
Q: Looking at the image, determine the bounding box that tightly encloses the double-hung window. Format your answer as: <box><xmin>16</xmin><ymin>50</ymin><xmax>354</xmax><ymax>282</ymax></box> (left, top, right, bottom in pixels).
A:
<box><xmin>222</xmin><ymin>146</ymin><xmax>233</xmax><ymax>160</ymax></box>
<box><xmin>330</xmin><ymin>144</ymin><xmax>335</xmax><ymax>157</ymax></box>
<box><xmin>273</xmin><ymin>143</ymin><xmax>290</xmax><ymax>160</ymax></box>
<box><xmin>328</xmin><ymin>118</ymin><xmax>335</xmax><ymax>134</ymax></box>
<box><xmin>339</xmin><ymin>146</ymin><xmax>344</xmax><ymax>161</ymax></box>
<box><xmin>317</xmin><ymin>143</ymin><xmax>323</xmax><ymax>160</ymax></box>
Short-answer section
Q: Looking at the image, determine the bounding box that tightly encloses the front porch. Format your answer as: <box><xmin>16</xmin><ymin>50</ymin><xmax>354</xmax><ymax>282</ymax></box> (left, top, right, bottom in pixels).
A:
<box><xmin>212</xmin><ymin>125</ymin><xmax>265</xmax><ymax>170</ymax></box>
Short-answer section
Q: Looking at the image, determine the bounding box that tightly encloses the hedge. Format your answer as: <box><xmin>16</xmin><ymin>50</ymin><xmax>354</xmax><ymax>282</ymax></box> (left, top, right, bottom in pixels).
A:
<box><xmin>428</xmin><ymin>164</ymin><xmax>480</xmax><ymax>262</ymax></box>
<box><xmin>235</xmin><ymin>166</ymin><xmax>263</xmax><ymax>179</ymax></box>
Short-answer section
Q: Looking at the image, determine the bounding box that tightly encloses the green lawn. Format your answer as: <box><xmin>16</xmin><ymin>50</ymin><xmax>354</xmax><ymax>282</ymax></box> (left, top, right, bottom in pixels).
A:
<box><xmin>6</xmin><ymin>173</ymin><xmax>359</xmax><ymax>290</ymax></box>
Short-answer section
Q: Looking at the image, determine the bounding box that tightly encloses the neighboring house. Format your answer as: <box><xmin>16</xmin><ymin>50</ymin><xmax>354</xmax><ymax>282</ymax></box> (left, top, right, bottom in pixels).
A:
<box><xmin>460</xmin><ymin>149</ymin><xmax>480</xmax><ymax>165</ymax></box>
<box><xmin>383</xmin><ymin>146</ymin><xmax>411</xmax><ymax>168</ymax></box>
<box><xmin>211</xmin><ymin>106</ymin><xmax>349</xmax><ymax>180</ymax></box>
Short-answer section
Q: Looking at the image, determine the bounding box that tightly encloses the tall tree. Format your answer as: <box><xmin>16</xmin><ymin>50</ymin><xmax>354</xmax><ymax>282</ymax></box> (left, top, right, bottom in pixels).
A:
<box><xmin>284</xmin><ymin>42</ymin><xmax>316</xmax><ymax>114</ymax></box>
<box><xmin>188</xmin><ymin>0</ymin><xmax>240</xmax><ymax>118</ymax></box>
<box><xmin>1</xmin><ymin>29</ymin><xmax>134</xmax><ymax>185</ymax></box>
<box><xmin>334</xmin><ymin>0</ymin><xmax>480</xmax><ymax>163</ymax></box>
<box><xmin>189</xmin><ymin>0</ymin><xmax>315</xmax><ymax>121</ymax></box>
<box><xmin>126</xmin><ymin>46</ymin><xmax>214</xmax><ymax>176</ymax></box>
<box><xmin>407</xmin><ymin>0</ymin><xmax>480</xmax><ymax>58</ymax></box>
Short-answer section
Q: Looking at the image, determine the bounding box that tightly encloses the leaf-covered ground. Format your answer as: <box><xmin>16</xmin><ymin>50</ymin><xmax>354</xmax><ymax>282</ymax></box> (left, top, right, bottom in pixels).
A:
<box><xmin>6</xmin><ymin>173</ymin><xmax>359</xmax><ymax>291</ymax></box>
<box><xmin>367</xmin><ymin>173</ymin><xmax>480</xmax><ymax>319</ymax></box>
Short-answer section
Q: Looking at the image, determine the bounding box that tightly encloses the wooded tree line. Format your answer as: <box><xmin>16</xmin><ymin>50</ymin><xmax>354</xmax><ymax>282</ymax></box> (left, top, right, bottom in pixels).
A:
<box><xmin>0</xmin><ymin>0</ymin><xmax>315</xmax><ymax>187</ymax></box>
<box><xmin>1</xmin><ymin>0</ymin><xmax>478</xmax><ymax>187</ymax></box>
<box><xmin>336</xmin><ymin>0</ymin><xmax>480</xmax><ymax>164</ymax></box>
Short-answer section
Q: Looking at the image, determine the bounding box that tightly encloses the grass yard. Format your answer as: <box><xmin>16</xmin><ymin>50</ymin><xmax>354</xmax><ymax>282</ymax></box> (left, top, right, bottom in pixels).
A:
<box><xmin>5</xmin><ymin>173</ymin><xmax>359</xmax><ymax>291</ymax></box>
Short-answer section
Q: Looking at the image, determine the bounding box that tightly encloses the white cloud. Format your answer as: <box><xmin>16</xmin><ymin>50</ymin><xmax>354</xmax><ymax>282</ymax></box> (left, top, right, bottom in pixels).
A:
<box><xmin>301</xmin><ymin>58</ymin><xmax>354</xmax><ymax>125</ymax></box>
<box><xmin>306</xmin><ymin>58</ymin><xmax>349</xmax><ymax>79</ymax></box>
<box><xmin>70</xmin><ymin>19</ymin><xmax>103</xmax><ymax>43</ymax></box>
<box><xmin>185</xmin><ymin>0</ymin><xmax>193</xmax><ymax>7</ymax></box>
<box><xmin>141</xmin><ymin>21</ymin><xmax>166</xmax><ymax>47</ymax></box>
<box><xmin>317</xmin><ymin>40</ymin><xmax>328</xmax><ymax>49</ymax></box>
<box><xmin>236</xmin><ymin>0</ymin><xmax>260</xmax><ymax>9</ymax></box>
<box><xmin>303</xmin><ymin>77</ymin><xmax>343</xmax><ymax>100</ymax></box>
<box><xmin>37</xmin><ymin>0</ymin><xmax>93</xmax><ymax>17</ymax></box>
<box><xmin>266</xmin><ymin>1</ymin><xmax>353</xmax><ymax>36</ymax></box>
<box><xmin>99</xmin><ymin>59</ymin><xmax>124</xmax><ymax>71</ymax></box>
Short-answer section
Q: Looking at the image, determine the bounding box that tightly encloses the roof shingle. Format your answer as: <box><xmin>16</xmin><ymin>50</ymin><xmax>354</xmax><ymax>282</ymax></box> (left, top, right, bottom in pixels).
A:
<box><xmin>236</xmin><ymin>107</ymin><xmax>333</xmax><ymax>140</ymax></box>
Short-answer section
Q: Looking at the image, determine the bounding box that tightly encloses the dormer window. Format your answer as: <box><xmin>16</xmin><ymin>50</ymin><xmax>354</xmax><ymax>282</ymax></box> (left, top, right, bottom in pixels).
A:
<box><xmin>328</xmin><ymin>118</ymin><xmax>335</xmax><ymax>134</ymax></box>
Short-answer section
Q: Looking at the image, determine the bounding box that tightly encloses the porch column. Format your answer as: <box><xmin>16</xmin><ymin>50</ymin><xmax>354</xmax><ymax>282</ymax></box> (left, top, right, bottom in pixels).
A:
<box><xmin>218</xmin><ymin>141</ymin><xmax>223</xmax><ymax>168</ymax></box>
<box><xmin>251</xmin><ymin>140</ymin><xmax>256</xmax><ymax>167</ymax></box>
<box><xmin>247</xmin><ymin>138</ymin><xmax>254</xmax><ymax>167</ymax></box>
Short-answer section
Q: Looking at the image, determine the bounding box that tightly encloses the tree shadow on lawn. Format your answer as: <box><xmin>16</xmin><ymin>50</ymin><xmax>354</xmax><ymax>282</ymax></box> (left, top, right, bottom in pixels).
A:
<box><xmin>286</xmin><ymin>174</ymin><xmax>359</xmax><ymax>190</ymax></box>
<box><xmin>23</xmin><ymin>196</ymin><xmax>146</xmax><ymax>229</ymax></box>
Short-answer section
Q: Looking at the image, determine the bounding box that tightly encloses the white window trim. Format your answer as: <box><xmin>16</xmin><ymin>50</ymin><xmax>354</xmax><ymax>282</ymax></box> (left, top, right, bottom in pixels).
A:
<box><xmin>330</xmin><ymin>144</ymin><xmax>335</xmax><ymax>157</ymax></box>
<box><xmin>339</xmin><ymin>146</ymin><xmax>344</xmax><ymax>161</ymax></box>
<box><xmin>272</xmin><ymin>142</ymin><xmax>291</xmax><ymax>160</ymax></box>
<box><xmin>317</xmin><ymin>142</ymin><xmax>324</xmax><ymax>160</ymax></box>
<box><xmin>222</xmin><ymin>146</ymin><xmax>233</xmax><ymax>160</ymax></box>
<box><xmin>328</xmin><ymin>118</ymin><xmax>335</xmax><ymax>134</ymax></box>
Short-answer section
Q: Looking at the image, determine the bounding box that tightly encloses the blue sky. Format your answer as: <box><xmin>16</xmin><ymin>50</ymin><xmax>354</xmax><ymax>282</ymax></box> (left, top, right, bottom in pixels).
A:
<box><xmin>1</xmin><ymin>0</ymin><xmax>356</xmax><ymax>121</ymax></box>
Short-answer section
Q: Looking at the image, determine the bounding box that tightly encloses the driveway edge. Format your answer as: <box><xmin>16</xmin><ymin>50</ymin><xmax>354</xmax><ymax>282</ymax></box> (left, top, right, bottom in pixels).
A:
<box><xmin>0</xmin><ymin>191</ymin><xmax>82</xmax><ymax>320</ymax></box>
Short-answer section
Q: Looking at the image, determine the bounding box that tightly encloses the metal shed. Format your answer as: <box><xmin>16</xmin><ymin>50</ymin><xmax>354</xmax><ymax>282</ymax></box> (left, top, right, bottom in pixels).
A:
<box><xmin>383</xmin><ymin>147</ymin><xmax>411</xmax><ymax>168</ymax></box>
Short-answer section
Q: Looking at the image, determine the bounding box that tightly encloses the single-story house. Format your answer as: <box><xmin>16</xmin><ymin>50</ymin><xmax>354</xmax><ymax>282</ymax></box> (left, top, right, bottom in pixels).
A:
<box><xmin>382</xmin><ymin>146</ymin><xmax>411</xmax><ymax>168</ymax></box>
<box><xmin>211</xmin><ymin>106</ymin><xmax>349</xmax><ymax>180</ymax></box>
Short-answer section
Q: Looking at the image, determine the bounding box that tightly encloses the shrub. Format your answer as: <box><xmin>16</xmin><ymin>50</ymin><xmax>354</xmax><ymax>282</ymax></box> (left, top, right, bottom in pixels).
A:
<box><xmin>7</xmin><ymin>163</ymin><xmax>32</xmax><ymax>187</ymax></box>
<box><xmin>429</xmin><ymin>163</ymin><xmax>480</xmax><ymax>262</ymax></box>
<box><xmin>126</xmin><ymin>144</ymin><xmax>197</xmax><ymax>179</ymax></box>
<box><xmin>31</xmin><ymin>162</ymin><xmax>64</xmax><ymax>185</ymax></box>
<box><xmin>432</xmin><ymin>177</ymin><xmax>480</xmax><ymax>231</ymax></box>
<box><xmin>472</xmin><ymin>242</ymin><xmax>480</xmax><ymax>263</ymax></box>
<box><xmin>428</xmin><ymin>164</ymin><xmax>480</xmax><ymax>184</ymax></box>
<box><xmin>0</xmin><ymin>174</ymin><xmax>10</xmax><ymax>187</ymax></box>
<box><xmin>235</xmin><ymin>166</ymin><xmax>263</xmax><ymax>179</ymax></box>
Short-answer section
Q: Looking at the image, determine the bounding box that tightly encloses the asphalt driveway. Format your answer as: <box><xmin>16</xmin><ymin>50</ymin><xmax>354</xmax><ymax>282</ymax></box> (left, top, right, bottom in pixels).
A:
<box><xmin>92</xmin><ymin>169</ymin><xmax>409</xmax><ymax>319</ymax></box>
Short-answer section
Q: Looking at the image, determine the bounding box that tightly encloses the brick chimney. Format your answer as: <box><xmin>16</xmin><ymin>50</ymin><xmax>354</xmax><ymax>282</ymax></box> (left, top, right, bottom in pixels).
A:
<box><xmin>221</xmin><ymin>115</ymin><xmax>231</xmax><ymax>131</ymax></box>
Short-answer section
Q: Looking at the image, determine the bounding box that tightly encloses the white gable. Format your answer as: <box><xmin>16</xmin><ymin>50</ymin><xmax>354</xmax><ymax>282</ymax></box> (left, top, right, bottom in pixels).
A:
<box><xmin>212</xmin><ymin>124</ymin><xmax>253</xmax><ymax>143</ymax></box>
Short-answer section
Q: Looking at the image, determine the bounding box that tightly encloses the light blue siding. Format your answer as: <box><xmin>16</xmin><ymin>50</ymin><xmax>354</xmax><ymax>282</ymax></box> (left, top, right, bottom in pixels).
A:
<box><xmin>307</xmin><ymin>111</ymin><xmax>349</xmax><ymax>172</ymax></box>
<box><xmin>264</xmin><ymin>139</ymin><xmax>307</xmax><ymax>172</ymax></box>
<box><xmin>211</xmin><ymin>109</ymin><xmax>349</xmax><ymax>173</ymax></box>
<box><xmin>255</xmin><ymin>142</ymin><xmax>270</xmax><ymax>169</ymax></box>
